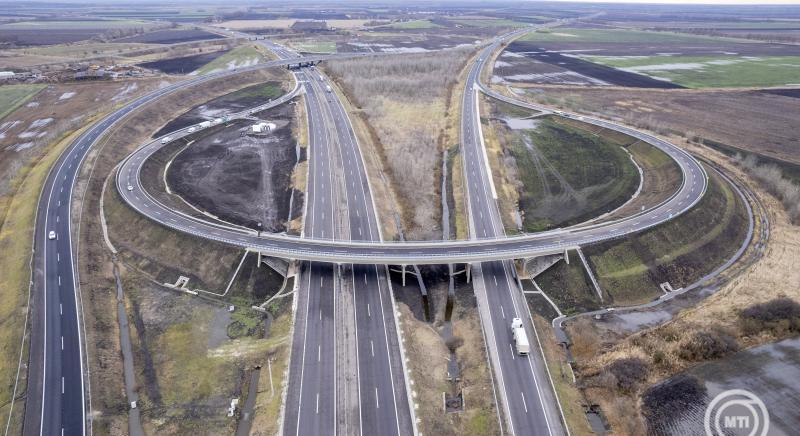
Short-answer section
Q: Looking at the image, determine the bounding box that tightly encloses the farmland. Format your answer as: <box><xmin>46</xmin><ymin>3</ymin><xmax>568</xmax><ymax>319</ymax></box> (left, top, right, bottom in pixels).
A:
<box><xmin>383</xmin><ymin>20</ymin><xmax>442</xmax><ymax>30</ymax></box>
<box><xmin>287</xmin><ymin>40</ymin><xmax>336</xmax><ymax>53</ymax></box>
<box><xmin>580</xmin><ymin>55</ymin><xmax>800</xmax><ymax>88</ymax></box>
<box><xmin>0</xmin><ymin>85</ymin><xmax>45</xmax><ymax>120</ymax></box>
<box><xmin>138</xmin><ymin>49</ymin><xmax>230</xmax><ymax>74</ymax></box>
<box><xmin>193</xmin><ymin>45</ymin><xmax>266</xmax><ymax>75</ymax></box>
<box><xmin>0</xmin><ymin>19</ymin><xmax>159</xmax><ymax>45</ymax></box>
<box><xmin>115</xmin><ymin>28</ymin><xmax>224</xmax><ymax>44</ymax></box>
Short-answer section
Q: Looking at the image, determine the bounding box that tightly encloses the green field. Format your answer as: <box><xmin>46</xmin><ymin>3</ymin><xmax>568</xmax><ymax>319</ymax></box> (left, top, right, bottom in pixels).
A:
<box><xmin>520</xmin><ymin>28</ymin><xmax>746</xmax><ymax>44</ymax></box>
<box><xmin>497</xmin><ymin>113</ymin><xmax>640</xmax><ymax>232</ymax></box>
<box><xmin>0</xmin><ymin>19</ymin><xmax>152</xmax><ymax>29</ymax></box>
<box><xmin>384</xmin><ymin>19</ymin><xmax>442</xmax><ymax>29</ymax></box>
<box><xmin>0</xmin><ymin>84</ymin><xmax>46</xmax><ymax>120</ymax></box>
<box><xmin>195</xmin><ymin>45</ymin><xmax>265</xmax><ymax>75</ymax></box>
<box><xmin>581</xmin><ymin>55</ymin><xmax>800</xmax><ymax>88</ymax></box>
<box><xmin>290</xmin><ymin>40</ymin><xmax>336</xmax><ymax>53</ymax></box>
<box><xmin>449</xmin><ymin>18</ymin><xmax>528</xmax><ymax>28</ymax></box>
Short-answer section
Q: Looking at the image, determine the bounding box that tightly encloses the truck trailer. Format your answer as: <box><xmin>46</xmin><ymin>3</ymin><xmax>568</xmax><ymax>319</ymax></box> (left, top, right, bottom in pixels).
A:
<box><xmin>511</xmin><ymin>318</ymin><xmax>530</xmax><ymax>355</ymax></box>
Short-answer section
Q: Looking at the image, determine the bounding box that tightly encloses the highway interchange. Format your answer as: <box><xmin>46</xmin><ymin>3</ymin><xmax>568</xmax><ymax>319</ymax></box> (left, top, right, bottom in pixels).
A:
<box><xmin>26</xmin><ymin>25</ymin><xmax>708</xmax><ymax>436</ymax></box>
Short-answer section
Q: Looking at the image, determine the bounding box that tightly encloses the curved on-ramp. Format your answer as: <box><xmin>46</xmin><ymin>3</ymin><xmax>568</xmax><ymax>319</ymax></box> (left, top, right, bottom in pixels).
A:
<box><xmin>115</xmin><ymin>60</ymin><xmax>708</xmax><ymax>264</ymax></box>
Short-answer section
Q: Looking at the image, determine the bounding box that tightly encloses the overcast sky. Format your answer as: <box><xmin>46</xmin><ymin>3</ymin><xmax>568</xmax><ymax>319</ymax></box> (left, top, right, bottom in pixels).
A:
<box><xmin>546</xmin><ymin>0</ymin><xmax>800</xmax><ymax>4</ymax></box>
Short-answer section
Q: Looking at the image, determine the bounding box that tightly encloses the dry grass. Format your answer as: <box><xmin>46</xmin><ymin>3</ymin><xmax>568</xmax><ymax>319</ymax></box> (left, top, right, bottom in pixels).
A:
<box><xmin>566</xmin><ymin>142</ymin><xmax>800</xmax><ymax>435</ymax></box>
<box><xmin>508</xmin><ymin>86</ymin><xmax>800</xmax><ymax>166</ymax></box>
<box><xmin>324</xmin><ymin>48</ymin><xmax>474</xmax><ymax>240</ymax></box>
<box><xmin>480</xmin><ymin>95</ymin><xmax>522</xmax><ymax>233</ymax></box>
<box><xmin>397</xmin><ymin>299</ymin><xmax>500</xmax><ymax>436</ymax></box>
<box><xmin>72</xmin><ymin>67</ymin><xmax>292</xmax><ymax>433</ymax></box>
<box><xmin>735</xmin><ymin>154</ymin><xmax>800</xmax><ymax>223</ymax></box>
<box><xmin>248</xmin><ymin>310</ymin><xmax>292</xmax><ymax>436</ymax></box>
<box><xmin>532</xmin><ymin>316</ymin><xmax>595</xmax><ymax>436</ymax></box>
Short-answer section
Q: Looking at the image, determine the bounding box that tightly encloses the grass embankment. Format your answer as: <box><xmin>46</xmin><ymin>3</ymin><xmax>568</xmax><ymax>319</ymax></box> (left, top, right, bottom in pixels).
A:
<box><xmin>248</xmin><ymin>309</ymin><xmax>292</xmax><ymax>436</ymax></box>
<box><xmin>588</xmin><ymin>165</ymin><xmax>748</xmax><ymax>306</ymax></box>
<box><xmin>0</xmin><ymin>123</ymin><xmax>91</xmax><ymax>433</ymax></box>
<box><xmin>398</xmin><ymin>289</ymin><xmax>500</xmax><ymax>436</ymax></box>
<box><xmin>71</xmin><ymin>67</ymin><xmax>287</xmax><ymax>433</ymax></box>
<box><xmin>0</xmin><ymin>84</ymin><xmax>46</xmax><ymax>120</ymax></box>
<box><xmin>534</xmin><ymin>164</ymin><xmax>748</xmax><ymax>313</ymax></box>
<box><xmin>534</xmin><ymin>250</ymin><xmax>600</xmax><ymax>315</ymax></box>
<box><xmin>195</xmin><ymin>44</ymin><xmax>265</xmax><ymax>75</ymax></box>
<box><xmin>479</xmin><ymin>97</ymin><xmax>522</xmax><ymax>233</ymax></box>
<box><xmin>532</xmin><ymin>316</ymin><xmax>595</xmax><ymax>436</ymax></box>
<box><xmin>486</xmin><ymin>102</ymin><xmax>640</xmax><ymax>233</ymax></box>
<box><xmin>568</xmin><ymin>143</ymin><xmax>799</xmax><ymax>434</ymax></box>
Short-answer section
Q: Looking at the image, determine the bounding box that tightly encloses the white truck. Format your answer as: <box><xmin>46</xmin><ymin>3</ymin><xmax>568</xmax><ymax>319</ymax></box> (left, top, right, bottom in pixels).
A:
<box><xmin>198</xmin><ymin>121</ymin><xmax>212</xmax><ymax>129</ymax></box>
<box><xmin>160</xmin><ymin>136</ymin><xmax>171</xmax><ymax>144</ymax></box>
<box><xmin>511</xmin><ymin>318</ymin><xmax>530</xmax><ymax>355</ymax></box>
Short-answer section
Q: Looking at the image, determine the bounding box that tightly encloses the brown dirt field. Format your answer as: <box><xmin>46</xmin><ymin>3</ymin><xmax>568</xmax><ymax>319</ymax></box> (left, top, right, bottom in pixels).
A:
<box><xmin>0</xmin><ymin>79</ymin><xmax>171</xmax><ymax>196</ymax></box>
<box><xmin>71</xmin><ymin>67</ymin><xmax>295</xmax><ymax>434</ymax></box>
<box><xmin>512</xmin><ymin>86</ymin><xmax>800</xmax><ymax>166</ymax></box>
<box><xmin>565</xmin><ymin>142</ymin><xmax>800</xmax><ymax>435</ymax></box>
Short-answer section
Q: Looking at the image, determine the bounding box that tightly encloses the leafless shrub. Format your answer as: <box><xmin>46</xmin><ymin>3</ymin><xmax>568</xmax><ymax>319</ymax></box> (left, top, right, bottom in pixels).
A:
<box><xmin>739</xmin><ymin>297</ymin><xmax>800</xmax><ymax>336</ymax></box>
<box><xmin>735</xmin><ymin>154</ymin><xmax>800</xmax><ymax>224</ymax></box>
<box><xmin>324</xmin><ymin>49</ymin><xmax>474</xmax><ymax>239</ymax></box>
<box><xmin>325</xmin><ymin>48</ymin><xmax>472</xmax><ymax>105</ymax></box>
<box><xmin>605</xmin><ymin>357</ymin><xmax>649</xmax><ymax>392</ymax></box>
<box><xmin>678</xmin><ymin>328</ymin><xmax>739</xmax><ymax>361</ymax></box>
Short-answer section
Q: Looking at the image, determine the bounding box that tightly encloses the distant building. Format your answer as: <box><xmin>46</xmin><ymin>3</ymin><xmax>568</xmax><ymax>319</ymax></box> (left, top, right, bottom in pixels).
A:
<box><xmin>291</xmin><ymin>20</ymin><xmax>328</xmax><ymax>32</ymax></box>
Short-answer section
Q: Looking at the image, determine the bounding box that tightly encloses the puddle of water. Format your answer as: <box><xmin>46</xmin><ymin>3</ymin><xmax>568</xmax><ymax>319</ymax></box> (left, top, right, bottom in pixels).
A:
<box><xmin>608</xmin><ymin>310</ymin><xmax>672</xmax><ymax>332</ymax></box>
<box><xmin>502</xmin><ymin>116</ymin><xmax>540</xmax><ymax>130</ymax></box>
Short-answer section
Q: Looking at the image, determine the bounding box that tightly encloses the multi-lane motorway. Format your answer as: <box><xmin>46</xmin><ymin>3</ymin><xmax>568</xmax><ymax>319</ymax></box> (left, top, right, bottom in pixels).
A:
<box><xmin>22</xmin><ymin>49</ymin><xmax>388</xmax><ymax>436</ymax></box>
<box><xmin>280</xmin><ymin>69</ymin><xmax>413</xmax><ymax>435</ymax></box>
<box><xmin>460</xmin><ymin>36</ymin><xmax>566</xmax><ymax>435</ymax></box>
<box><xmin>26</xmin><ymin>25</ymin><xmax>708</xmax><ymax>436</ymax></box>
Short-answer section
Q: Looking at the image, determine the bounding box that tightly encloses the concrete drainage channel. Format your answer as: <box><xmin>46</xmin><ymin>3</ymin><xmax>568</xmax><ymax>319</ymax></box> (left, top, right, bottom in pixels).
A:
<box><xmin>111</xmin><ymin>263</ymin><xmax>145</xmax><ymax>436</ymax></box>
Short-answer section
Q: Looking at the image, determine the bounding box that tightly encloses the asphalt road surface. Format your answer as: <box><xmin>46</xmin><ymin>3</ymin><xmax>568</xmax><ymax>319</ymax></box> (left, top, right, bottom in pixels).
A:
<box><xmin>22</xmin><ymin>50</ymin><xmax>384</xmax><ymax>436</ymax></box>
<box><xmin>260</xmin><ymin>46</ymin><xmax>413</xmax><ymax>435</ymax></box>
<box><xmin>460</xmin><ymin>36</ymin><xmax>566</xmax><ymax>435</ymax></box>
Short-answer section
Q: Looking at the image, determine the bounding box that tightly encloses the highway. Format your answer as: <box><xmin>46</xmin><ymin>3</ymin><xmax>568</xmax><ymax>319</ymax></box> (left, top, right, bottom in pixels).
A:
<box><xmin>254</xmin><ymin>42</ymin><xmax>413</xmax><ymax>435</ymax></box>
<box><xmin>116</xmin><ymin>113</ymin><xmax>707</xmax><ymax>264</ymax></box>
<box><xmin>21</xmin><ymin>49</ymin><xmax>388</xmax><ymax>436</ymax></box>
<box><xmin>26</xmin><ymin>25</ymin><xmax>708</xmax><ymax>436</ymax></box>
<box><xmin>459</xmin><ymin>37</ymin><xmax>566</xmax><ymax>435</ymax></box>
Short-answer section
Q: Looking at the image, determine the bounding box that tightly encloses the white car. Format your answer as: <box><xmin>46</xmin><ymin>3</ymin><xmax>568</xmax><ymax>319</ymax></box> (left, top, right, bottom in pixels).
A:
<box><xmin>48</xmin><ymin>231</ymin><xmax>56</xmax><ymax>240</ymax></box>
<box><xmin>127</xmin><ymin>185</ymin><xmax>133</xmax><ymax>191</ymax></box>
